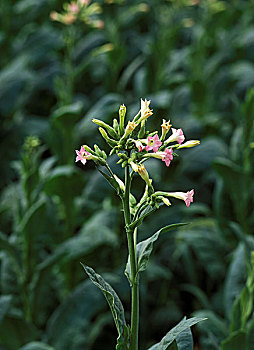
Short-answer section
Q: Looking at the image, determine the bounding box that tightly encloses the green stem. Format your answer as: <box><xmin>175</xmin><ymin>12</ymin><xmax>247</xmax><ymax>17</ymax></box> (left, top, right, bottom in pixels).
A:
<box><xmin>123</xmin><ymin>165</ymin><xmax>139</xmax><ymax>350</ymax></box>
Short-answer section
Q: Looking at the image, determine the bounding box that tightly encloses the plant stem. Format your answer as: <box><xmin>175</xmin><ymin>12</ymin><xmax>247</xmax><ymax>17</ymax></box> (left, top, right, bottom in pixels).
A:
<box><xmin>123</xmin><ymin>165</ymin><xmax>139</xmax><ymax>350</ymax></box>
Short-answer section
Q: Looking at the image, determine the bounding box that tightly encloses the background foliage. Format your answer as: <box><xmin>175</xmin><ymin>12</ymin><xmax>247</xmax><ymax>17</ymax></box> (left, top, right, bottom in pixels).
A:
<box><xmin>0</xmin><ymin>0</ymin><xmax>254</xmax><ymax>349</ymax></box>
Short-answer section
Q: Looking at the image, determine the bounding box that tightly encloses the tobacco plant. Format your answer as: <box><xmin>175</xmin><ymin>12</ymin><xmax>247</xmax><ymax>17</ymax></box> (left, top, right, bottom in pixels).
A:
<box><xmin>75</xmin><ymin>99</ymin><xmax>205</xmax><ymax>350</ymax></box>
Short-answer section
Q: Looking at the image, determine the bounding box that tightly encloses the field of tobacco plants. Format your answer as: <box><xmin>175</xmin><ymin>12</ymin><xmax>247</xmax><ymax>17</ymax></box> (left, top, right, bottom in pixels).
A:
<box><xmin>0</xmin><ymin>0</ymin><xmax>254</xmax><ymax>349</ymax></box>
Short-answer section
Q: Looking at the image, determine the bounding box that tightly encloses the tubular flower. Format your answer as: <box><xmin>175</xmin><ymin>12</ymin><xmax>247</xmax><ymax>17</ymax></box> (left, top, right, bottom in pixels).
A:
<box><xmin>161</xmin><ymin>119</ymin><xmax>172</xmax><ymax>140</ymax></box>
<box><xmin>145</xmin><ymin>148</ymin><xmax>173</xmax><ymax>166</ymax></box>
<box><xmin>177</xmin><ymin>140</ymin><xmax>200</xmax><ymax>149</ymax></box>
<box><xmin>137</xmin><ymin>164</ymin><xmax>151</xmax><ymax>186</ymax></box>
<box><xmin>75</xmin><ymin>146</ymin><xmax>91</xmax><ymax>165</ymax></box>
<box><xmin>162</xmin><ymin>148</ymin><xmax>173</xmax><ymax>166</ymax></box>
<box><xmin>166</xmin><ymin>128</ymin><xmax>185</xmax><ymax>145</ymax></box>
<box><xmin>166</xmin><ymin>189</ymin><xmax>194</xmax><ymax>207</ymax></box>
<box><xmin>146</xmin><ymin>134</ymin><xmax>162</xmax><ymax>152</ymax></box>
<box><xmin>139</xmin><ymin>98</ymin><xmax>153</xmax><ymax>123</ymax></box>
<box><xmin>123</xmin><ymin>121</ymin><xmax>137</xmax><ymax>138</ymax></box>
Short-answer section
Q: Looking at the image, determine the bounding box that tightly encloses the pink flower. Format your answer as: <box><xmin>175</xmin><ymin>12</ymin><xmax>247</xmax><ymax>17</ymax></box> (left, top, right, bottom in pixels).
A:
<box><xmin>166</xmin><ymin>128</ymin><xmax>185</xmax><ymax>145</ymax></box>
<box><xmin>164</xmin><ymin>189</ymin><xmax>194</xmax><ymax>207</ymax></box>
<box><xmin>75</xmin><ymin>146</ymin><xmax>90</xmax><ymax>165</ymax></box>
<box><xmin>144</xmin><ymin>148</ymin><xmax>173</xmax><ymax>166</ymax></box>
<box><xmin>146</xmin><ymin>134</ymin><xmax>162</xmax><ymax>153</ymax></box>
<box><xmin>162</xmin><ymin>148</ymin><xmax>173</xmax><ymax>167</ymax></box>
<box><xmin>183</xmin><ymin>190</ymin><xmax>194</xmax><ymax>207</ymax></box>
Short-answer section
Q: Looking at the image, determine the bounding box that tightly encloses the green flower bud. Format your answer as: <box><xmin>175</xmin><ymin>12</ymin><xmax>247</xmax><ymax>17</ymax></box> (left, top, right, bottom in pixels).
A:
<box><xmin>119</xmin><ymin>104</ymin><xmax>126</xmax><ymax>135</ymax></box>
<box><xmin>93</xmin><ymin>119</ymin><xmax>119</xmax><ymax>139</ymax></box>
<box><xmin>99</xmin><ymin>127</ymin><xmax>118</xmax><ymax>147</ymax></box>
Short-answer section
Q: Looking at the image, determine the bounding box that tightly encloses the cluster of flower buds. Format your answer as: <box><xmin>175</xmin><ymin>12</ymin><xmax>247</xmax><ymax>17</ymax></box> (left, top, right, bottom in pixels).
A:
<box><xmin>50</xmin><ymin>0</ymin><xmax>104</xmax><ymax>28</ymax></box>
<box><xmin>75</xmin><ymin>98</ymin><xmax>200</xmax><ymax>208</ymax></box>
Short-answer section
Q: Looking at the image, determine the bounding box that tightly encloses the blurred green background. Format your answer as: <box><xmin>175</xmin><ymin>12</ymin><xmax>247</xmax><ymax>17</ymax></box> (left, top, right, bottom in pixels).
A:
<box><xmin>1</xmin><ymin>0</ymin><xmax>254</xmax><ymax>349</ymax></box>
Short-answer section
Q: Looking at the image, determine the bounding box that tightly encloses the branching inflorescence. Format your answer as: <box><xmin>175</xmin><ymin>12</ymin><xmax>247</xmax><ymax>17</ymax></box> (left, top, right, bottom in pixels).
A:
<box><xmin>75</xmin><ymin>99</ymin><xmax>204</xmax><ymax>350</ymax></box>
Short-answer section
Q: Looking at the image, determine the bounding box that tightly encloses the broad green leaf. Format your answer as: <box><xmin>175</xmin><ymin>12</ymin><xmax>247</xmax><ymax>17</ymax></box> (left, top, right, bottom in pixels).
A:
<box><xmin>19</xmin><ymin>342</ymin><xmax>54</xmax><ymax>350</ymax></box>
<box><xmin>137</xmin><ymin>223</ymin><xmax>187</xmax><ymax>274</ymax></box>
<box><xmin>175</xmin><ymin>218</ymin><xmax>229</xmax><ymax>281</ymax></box>
<box><xmin>149</xmin><ymin>341</ymin><xmax>178</xmax><ymax>350</ymax></box>
<box><xmin>46</xmin><ymin>280</ymin><xmax>107</xmax><ymax>349</ymax></box>
<box><xmin>126</xmin><ymin>223</ymin><xmax>187</xmax><ymax>282</ymax></box>
<box><xmin>221</xmin><ymin>330</ymin><xmax>247</xmax><ymax>350</ymax></box>
<box><xmin>35</xmin><ymin>209</ymin><xmax>118</xmax><ymax>270</ymax></box>
<box><xmin>81</xmin><ymin>263</ymin><xmax>128</xmax><ymax>348</ymax></box>
<box><xmin>147</xmin><ymin>317</ymin><xmax>206</xmax><ymax>350</ymax></box>
<box><xmin>31</xmin><ymin>209</ymin><xmax>118</xmax><ymax>325</ymax></box>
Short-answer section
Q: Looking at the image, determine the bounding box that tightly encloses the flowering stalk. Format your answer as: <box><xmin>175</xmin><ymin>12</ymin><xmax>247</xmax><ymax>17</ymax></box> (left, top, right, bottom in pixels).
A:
<box><xmin>75</xmin><ymin>98</ymin><xmax>202</xmax><ymax>350</ymax></box>
<box><xmin>123</xmin><ymin>164</ymin><xmax>139</xmax><ymax>350</ymax></box>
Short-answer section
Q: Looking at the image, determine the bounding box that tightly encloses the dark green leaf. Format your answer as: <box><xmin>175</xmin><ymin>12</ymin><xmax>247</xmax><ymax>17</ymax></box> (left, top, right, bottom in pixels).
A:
<box><xmin>126</xmin><ymin>223</ymin><xmax>187</xmax><ymax>282</ymax></box>
<box><xmin>147</xmin><ymin>317</ymin><xmax>206</xmax><ymax>350</ymax></box>
<box><xmin>81</xmin><ymin>263</ymin><xmax>128</xmax><ymax>348</ymax></box>
<box><xmin>176</xmin><ymin>320</ymin><xmax>193</xmax><ymax>350</ymax></box>
<box><xmin>46</xmin><ymin>280</ymin><xmax>107</xmax><ymax>349</ymax></box>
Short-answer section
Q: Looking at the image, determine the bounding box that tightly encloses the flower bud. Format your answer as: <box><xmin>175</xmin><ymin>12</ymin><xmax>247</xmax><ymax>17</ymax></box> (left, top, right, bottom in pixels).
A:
<box><xmin>123</xmin><ymin>121</ymin><xmax>137</xmax><ymax>138</ymax></box>
<box><xmin>119</xmin><ymin>104</ymin><xmax>126</xmax><ymax>135</ymax></box>
<box><xmin>130</xmin><ymin>161</ymin><xmax>139</xmax><ymax>172</ymax></box>
<box><xmin>177</xmin><ymin>140</ymin><xmax>200</xmax><ymax>149</ymax></box>
<box><xmin>99</xmin><ymin>127</ymin><xmax>118</xmax><ymax>147</ymax></box>
<box><xmin>83</xmin><ymin>145</ymin><xmax>97</xmax><ymax>156</ymax></box>
<box><xmin>113</xmin><ymin>175</ymin><xmax>125</xmax><ymax>192</ymax></box>
<box><xmin>161</xmin><ymin>119</ymin><xmax>172</xmax><ymax>141</ymax></box>
<box><xmin>113</xmin><ymin>118</ymin><xmax>119</xmax><ymax>133</ymax></box>
<box><xmin>137</xmin><ymin>164</ymin><xmax>152</xmax><ymax>187</ymax></box>
<box><xmin>157</xmin><ymin>196</ymin><xmax>171</xmax><ymax>206</ymax></box>
<box><xmin>135</xmin><ymin>98</ymin><xmax>153</xmax><ymax>125</ymax></box>
<box><xmin>93</xmin><ymin>119</ymin><xmax>118</xmax><ymax>139</ymax></box>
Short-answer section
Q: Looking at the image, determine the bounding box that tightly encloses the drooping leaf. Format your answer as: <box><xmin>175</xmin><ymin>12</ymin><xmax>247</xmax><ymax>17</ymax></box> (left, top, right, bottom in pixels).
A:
<box><xmin>175</xmin><ymin>319</ymin><xmax>194</xmax><ymax>350</ymax></box>
<box><xmin>147</xmin><ymin>317</ymin><xmax>206</xmax><ymax>350</ymax></box>
<box><xmin>81</xmin><ymin>263</ymin><xmax>128</xmax><ymax>349</ymax></box>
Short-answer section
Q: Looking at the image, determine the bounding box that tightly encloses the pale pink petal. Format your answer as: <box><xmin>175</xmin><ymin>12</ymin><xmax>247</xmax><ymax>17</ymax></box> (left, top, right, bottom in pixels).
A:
<box><xmin>146</xmin><ymin>135</ymin><xmax>162</xmax><ymax>152</ymax></box>
<box><xmin>162</xmin><ymin>148</ymin><xmax>173</xmax><ymax>167</ymax></box>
